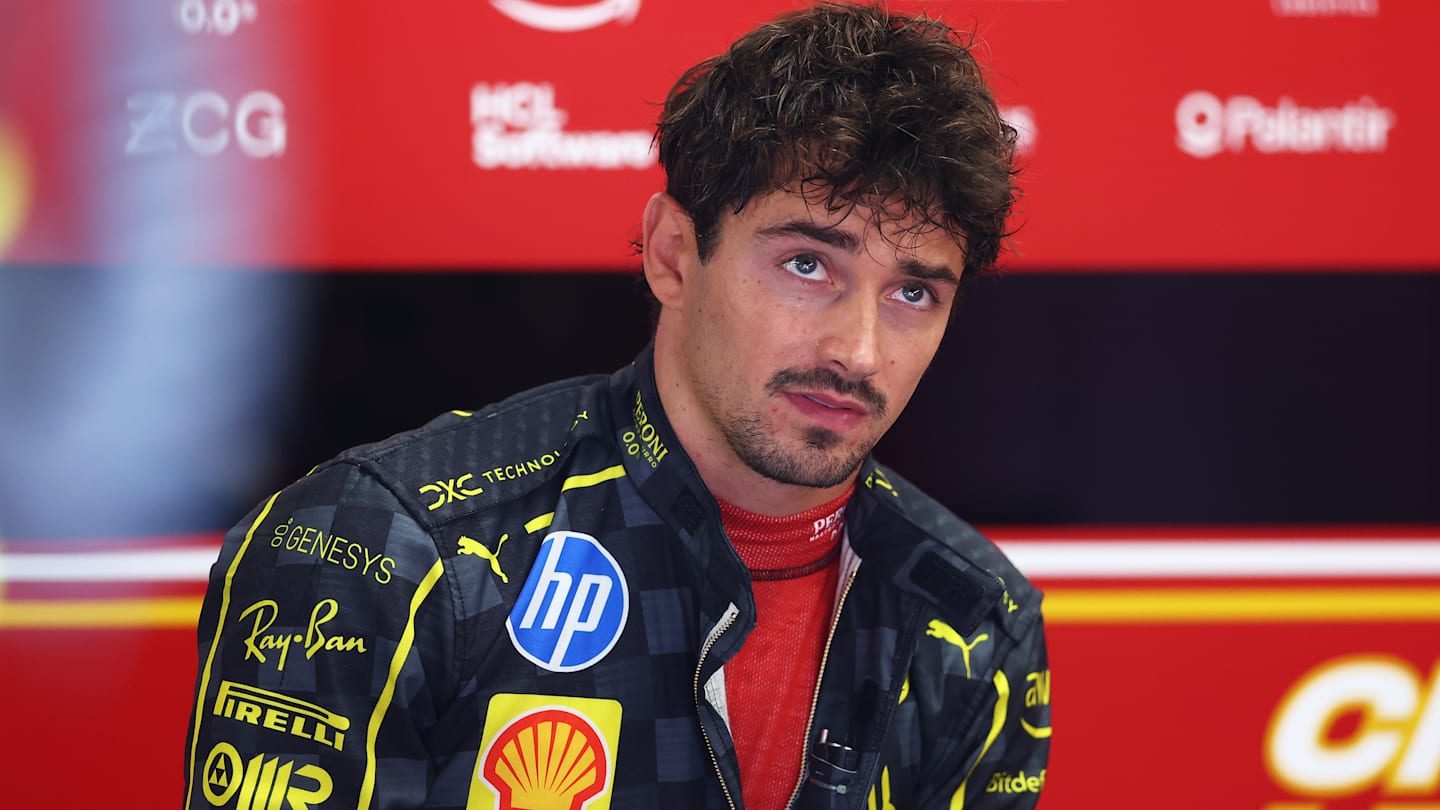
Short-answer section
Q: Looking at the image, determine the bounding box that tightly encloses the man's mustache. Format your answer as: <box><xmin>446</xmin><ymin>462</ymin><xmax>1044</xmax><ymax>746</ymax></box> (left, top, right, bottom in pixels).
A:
<box><xmin>767</xmin><ymin>368</ymin><xmax>888</xmax><ymax>416</ymax></box>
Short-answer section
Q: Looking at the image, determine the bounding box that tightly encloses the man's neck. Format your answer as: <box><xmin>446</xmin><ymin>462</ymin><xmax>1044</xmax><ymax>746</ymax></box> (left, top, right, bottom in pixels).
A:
<box><xmin>651</xmin><ymin>334</ymin><xmax>857</xmax><ymax>517</ymax></box>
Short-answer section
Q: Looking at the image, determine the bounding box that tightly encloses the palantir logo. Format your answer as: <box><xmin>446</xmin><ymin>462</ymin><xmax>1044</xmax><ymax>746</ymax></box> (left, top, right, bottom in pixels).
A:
<box><xmin>1175</xmin><ymin>92</ymin><xmax>1227</xmax><ymax>158</ymax></box>
<box><xmin>1176</xmin><ymin>90</ymin><xmax>1396</xmax><ymax>158</ymax></box>
<box><xmin>507</xmin><ymin>531</ymin><xmax>629</xmax><ymax>672</ymax></box>
<box><xmin>490</xmin><ymin>0</ymin><xmax>640</xmax><ymax>32</ymax></box>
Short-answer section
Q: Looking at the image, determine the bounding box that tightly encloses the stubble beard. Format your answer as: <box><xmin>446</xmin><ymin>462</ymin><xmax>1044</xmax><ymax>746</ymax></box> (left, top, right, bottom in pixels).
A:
<box><xmin>703</xmin><ymin>367</ymin><xmax>889</xmax><ymax>490</ymax></box>
<box><xmin>719</xmin><ymin>414</ymin><xmax>874</xmax><ymax>488</ymax></box>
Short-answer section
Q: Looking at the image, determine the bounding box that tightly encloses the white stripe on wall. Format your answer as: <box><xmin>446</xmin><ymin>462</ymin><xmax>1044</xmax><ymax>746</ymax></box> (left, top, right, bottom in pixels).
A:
<box><xmin>3</xmin><ymin>540</ymin><xmax>1440</xmax><ymax>583</ymax></box>
<box><xmin>998</xmin><ymin>541</ymin><xmax>1440</xmax><ymax>578</ymax></box>
<box><xmin>2</xmin><ymin>549</ymin><xmax>219</xmax><ymax>582</ymax></box>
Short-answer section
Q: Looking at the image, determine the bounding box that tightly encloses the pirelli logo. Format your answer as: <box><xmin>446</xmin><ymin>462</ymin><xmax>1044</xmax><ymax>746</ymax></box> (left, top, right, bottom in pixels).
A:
<box><xmin>213</xmin><ymin>680</ymin><xmax>350</xmax><ymax>751</ymax></box>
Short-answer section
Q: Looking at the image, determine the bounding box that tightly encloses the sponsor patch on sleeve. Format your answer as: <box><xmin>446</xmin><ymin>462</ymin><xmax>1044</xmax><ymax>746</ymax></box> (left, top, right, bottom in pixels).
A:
<box><xmin>467</xmin><ymin>693</ymin><xmax>622</xmax><ymax>810</ymax></box>
<box><xmin>212</xmin><ymin>680</ymin><xmax>350</xmax><ymax>751</ymax></box>
<box><xmin>201</xmin><ymin>741</ymin><xmax>333</xmax><ymax>809</ymax></box>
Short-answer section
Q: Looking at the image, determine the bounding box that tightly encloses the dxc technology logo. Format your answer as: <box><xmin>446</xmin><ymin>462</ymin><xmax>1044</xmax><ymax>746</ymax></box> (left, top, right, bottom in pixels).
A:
<box><xmin>507</xmin><ymin>531</ymin><xmax>629</xmax><ymax>672</ymax></box>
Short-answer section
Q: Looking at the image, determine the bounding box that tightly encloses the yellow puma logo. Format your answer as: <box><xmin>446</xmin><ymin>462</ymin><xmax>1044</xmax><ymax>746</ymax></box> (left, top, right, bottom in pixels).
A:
<box><xmin>458</xmin><ymin>534</ymin><xmax>509</xmax><ymax>584</ymax></box>
<box><xmin>925</xmin><ymin>619</ymin><xmax>990</xmax><ymax>679</ymax></box>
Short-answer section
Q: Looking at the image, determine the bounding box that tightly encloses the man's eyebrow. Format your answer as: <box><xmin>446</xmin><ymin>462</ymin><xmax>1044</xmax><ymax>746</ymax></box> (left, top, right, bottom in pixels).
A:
<box><xmin>900</xmin><ymin>258</ymin><xmax>961</xmax><ymax>288</ymax></box>
<box><xmin>755</xmin><ymin>220</ymin><xmax>861</xmax><ymax>252</ymax></box>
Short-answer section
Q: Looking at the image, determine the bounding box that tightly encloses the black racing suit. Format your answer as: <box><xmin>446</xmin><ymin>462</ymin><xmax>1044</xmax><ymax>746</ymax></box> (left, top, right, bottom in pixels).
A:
<box><xmin>184</xmin><ymin>347</ymin><xmax>1051</xmax><ymax>810</ymax></box>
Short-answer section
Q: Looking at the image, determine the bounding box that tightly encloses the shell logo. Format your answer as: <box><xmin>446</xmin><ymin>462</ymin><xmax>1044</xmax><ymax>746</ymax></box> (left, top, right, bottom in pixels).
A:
<box><xmin>471</xmin><ymin>695</ymin><xmax>622</xmax><ymax>810</ymax></box>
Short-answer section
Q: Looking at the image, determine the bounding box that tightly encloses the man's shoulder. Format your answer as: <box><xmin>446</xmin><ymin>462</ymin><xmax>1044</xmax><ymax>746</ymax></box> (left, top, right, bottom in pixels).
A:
<box><xmin>857</xmin><ymin>461</ymin><xmax>1043</xmax><ymax>629</ymax></box>
<box><xmin>319</xmin><ymin>372</ymin><xmax>616</xmax><ymax>522</ymax></box>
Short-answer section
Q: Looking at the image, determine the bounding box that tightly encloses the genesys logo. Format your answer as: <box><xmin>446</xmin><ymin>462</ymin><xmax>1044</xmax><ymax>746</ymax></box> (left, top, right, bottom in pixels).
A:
<box><xmin>1176</xmin><ymin>91</ymin><xmax>1396</xmax><ymax>158</ymax></box>
<box><xmin>490</xmin><ymin>0</ymin><xmax>639</xmax><ymax>32</ymax></box>
<box><xmin>469</xmin><ymin>693</ymin><xmax>622</xmax><ymax>810</ymax></box>
<box><xmin>1265</xmin><ymin>655</ymin><xmax>1440</xmax><ymax>808</ymax></box>
<box><xmin>200</xmin><ymin>741</ymin><xmax>332</xmax><ymax>809</ymax></box>
<box><xmin>1271</xmin><ymin>0</ymin><xmax>1378</xmax><ymax>17</ymax></box>
<box><xmin>507</xmin><ymin>531</ymin><xmax>629</xmax><ymax>672</ymax></box>
<box><xmin>471</xmin><ymin>82</ymin><xmax>655</xmax><ymax>170</ymax></box>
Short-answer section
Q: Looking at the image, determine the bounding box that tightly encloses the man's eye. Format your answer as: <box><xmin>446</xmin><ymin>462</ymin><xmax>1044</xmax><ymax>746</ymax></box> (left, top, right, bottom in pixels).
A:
<box><xmin>897</xmin><ymin>283</ymin><xmax>932</xmax><ymax>306</ymax></box>
<box><xmin>782</xmin><ymin>254</ymin><xmax>823</xmax><ymax>278</ymax></box>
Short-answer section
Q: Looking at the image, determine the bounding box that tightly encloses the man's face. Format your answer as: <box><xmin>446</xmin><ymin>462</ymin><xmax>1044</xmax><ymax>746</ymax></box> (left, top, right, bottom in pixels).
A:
<box><xmin>675</xmin><ymin>188</ymin><xmax>964</xmax><ymax>489</ymax></box>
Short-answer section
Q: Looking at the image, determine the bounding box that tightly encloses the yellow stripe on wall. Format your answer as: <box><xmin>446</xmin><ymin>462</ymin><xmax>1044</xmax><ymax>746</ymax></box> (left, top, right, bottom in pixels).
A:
<box><xmin>0</xmin><ymin>596</ymin><xmax>203</xmax><ymax>628</ymax></box>
<box><xmin>5</xmin><ymin>586</ymin><xmax>1440</xmax><ymax>630</ymax></box>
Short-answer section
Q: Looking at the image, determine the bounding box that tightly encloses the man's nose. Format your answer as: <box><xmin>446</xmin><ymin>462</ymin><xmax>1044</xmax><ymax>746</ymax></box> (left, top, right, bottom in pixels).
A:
<box><xmin>816</xmin><ymin>294</ymin><xmax>882</xmax><ymax>380</ymax></box>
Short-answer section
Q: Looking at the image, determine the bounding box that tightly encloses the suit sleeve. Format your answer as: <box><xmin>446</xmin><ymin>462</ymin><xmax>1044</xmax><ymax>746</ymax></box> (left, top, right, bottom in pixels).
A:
<box><xmin>942</xmin><ymin>611</ymin><xmax>1053</xmax><ymax>809</ymax></box>
<box><xmin>183</xmin><ymin>462</ymin><xmax>455</xmax><ymax>810</ymax></box>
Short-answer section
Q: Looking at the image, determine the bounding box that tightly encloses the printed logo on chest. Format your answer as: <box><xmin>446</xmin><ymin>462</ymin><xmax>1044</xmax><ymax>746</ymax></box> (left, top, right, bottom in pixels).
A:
<box><xmin>505</xmin><ymin>531</ymin><xmax>629</xmax><ymax>672</ymax></box>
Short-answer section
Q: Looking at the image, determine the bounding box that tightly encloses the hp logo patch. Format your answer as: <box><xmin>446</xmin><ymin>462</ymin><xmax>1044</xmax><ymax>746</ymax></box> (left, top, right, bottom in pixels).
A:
<box><xmin>507</xmin><ymin>531</ymin><xmax>629</xmax><ymax>672</ymax></box>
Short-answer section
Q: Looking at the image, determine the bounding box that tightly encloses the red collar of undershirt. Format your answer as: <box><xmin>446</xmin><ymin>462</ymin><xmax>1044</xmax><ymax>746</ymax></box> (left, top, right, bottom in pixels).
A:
<box><xmin>717</xmin><ymin>487</ymin><xmax>854</xmax><ymax>579</ymax></box>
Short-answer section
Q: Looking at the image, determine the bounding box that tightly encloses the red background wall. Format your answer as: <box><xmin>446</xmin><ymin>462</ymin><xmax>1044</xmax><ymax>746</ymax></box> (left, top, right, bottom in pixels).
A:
<box><xmin>1</xmin><ymin>1</ymin><xmax>1436</xmax><ymax>808</ymax></box>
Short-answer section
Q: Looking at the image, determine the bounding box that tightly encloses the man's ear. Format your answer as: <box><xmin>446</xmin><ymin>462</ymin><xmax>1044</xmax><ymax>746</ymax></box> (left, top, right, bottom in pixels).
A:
<box><xmin>641</xmin><ymin>192</ymin><xmax>696</xmax><ymax>309</ymax></box>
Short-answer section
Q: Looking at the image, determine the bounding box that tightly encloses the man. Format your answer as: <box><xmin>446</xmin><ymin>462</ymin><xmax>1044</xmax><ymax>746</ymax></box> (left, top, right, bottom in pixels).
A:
<box><xmin>184</xmin><ymin>4</ymin><xmax>1049</xmax><ymax>809</ymax></box>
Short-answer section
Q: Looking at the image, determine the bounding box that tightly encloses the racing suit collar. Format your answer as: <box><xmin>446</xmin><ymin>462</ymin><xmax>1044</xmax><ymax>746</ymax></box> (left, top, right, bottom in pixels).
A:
<box><xmin>611</xmin><ymin>346</ymin><xmax>1003</xmax><ymax>634</ymax></box>
<box><xmin>608</xmin><ymin>343</ymin><xmax>714</xmax><ymax>533</ymax></box>
<box><xmin>610</xmin><ymin>345</ymin><xmax>757</xmax><ymax>629</ymax></box>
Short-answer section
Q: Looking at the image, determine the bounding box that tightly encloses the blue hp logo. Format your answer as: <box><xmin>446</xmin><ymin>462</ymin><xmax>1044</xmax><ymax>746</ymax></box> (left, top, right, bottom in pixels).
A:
<box><xmin>506</xmin><ymin>531</ymin><xmax>629</xmax><ymax>672</ymax></box>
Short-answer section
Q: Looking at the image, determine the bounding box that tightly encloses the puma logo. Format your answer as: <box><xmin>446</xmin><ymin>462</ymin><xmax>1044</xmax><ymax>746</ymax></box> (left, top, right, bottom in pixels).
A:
<box><xmin>458</xmin><ymin>534</ymin><xmax>510</xmax><ymax>583</ymax></box>
<box><xmin>925</xmin><ymin>619</ymin><xmax>990</xmax><ymax>679</ymax></box>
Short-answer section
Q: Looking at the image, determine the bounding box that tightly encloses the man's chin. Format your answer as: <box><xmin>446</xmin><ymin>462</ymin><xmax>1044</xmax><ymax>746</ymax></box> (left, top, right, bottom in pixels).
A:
<box><xmin>801</xmin><ymin>426</ymin><xmax>843</xmax><ymax>451</ymax></box>
<box><xmin>737</xmin><ymin>436</ymin><xmax>868</xmax><ymax>490</ymax></box>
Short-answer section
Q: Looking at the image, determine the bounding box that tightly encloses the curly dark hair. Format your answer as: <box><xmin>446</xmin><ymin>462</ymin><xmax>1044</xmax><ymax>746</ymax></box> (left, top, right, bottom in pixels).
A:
<box><xmin>656</xmin><ymin>2</ymin><xmax>1020</xmax><ymax>279</ymax></box>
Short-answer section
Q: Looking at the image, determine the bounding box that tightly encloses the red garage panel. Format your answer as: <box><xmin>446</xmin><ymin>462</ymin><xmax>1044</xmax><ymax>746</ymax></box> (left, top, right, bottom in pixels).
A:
<box><xmin>3</xmin><ymin>527</ymin><xmax>1438</xmax><ymax>808</ymax></box>
<box><xmin>2</xmin><ymin>1</ymin><xmax>1436</xmax><ymax>270</ymax></box>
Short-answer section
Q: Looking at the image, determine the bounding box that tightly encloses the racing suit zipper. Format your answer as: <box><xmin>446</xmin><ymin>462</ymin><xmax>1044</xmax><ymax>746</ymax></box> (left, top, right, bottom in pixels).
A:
<box><xmin>695</xmin><ymin>602</ymin><xmax>741</xmax><ymax>810</ymax></box>
<box><xmin>784</xmin><ymin>566</ymin><xmax>860</xmax><ymax>810</ymax></box>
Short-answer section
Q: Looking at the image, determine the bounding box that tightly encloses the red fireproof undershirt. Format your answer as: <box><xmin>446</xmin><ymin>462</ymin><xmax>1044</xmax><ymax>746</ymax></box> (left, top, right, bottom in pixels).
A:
<box><xmin>718</xmin><ymin>487</ymin><xmax>853</xmax><ymax>810</ymax></box>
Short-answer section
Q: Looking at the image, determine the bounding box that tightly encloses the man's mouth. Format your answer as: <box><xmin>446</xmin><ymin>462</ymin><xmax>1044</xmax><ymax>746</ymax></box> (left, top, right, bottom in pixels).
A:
<box><xmin>784</xmin><ymin>390</ymin><xmax>869</xmax><ymax>428</ymax></box>
<box><xmin>767</xmin><ymin>368</ymin><xmax>887</xmax><ymax>419</ymax></box>
<box><xmin>800</xmin><ymin>393</ymin><xmax>863</xmax><ymax>414</ymax></box>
